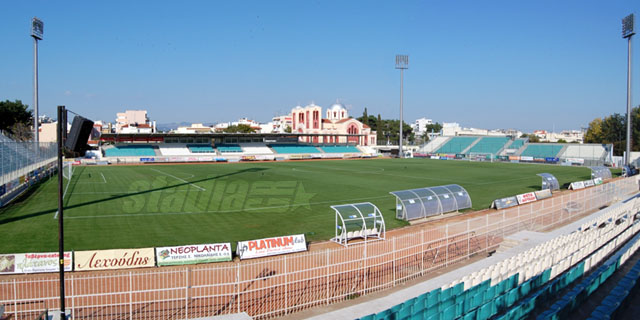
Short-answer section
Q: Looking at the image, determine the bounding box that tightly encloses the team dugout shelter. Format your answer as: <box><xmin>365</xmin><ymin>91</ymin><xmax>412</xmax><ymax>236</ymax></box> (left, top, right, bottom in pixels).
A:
<box><xmin>390</xmin><ymin>184</ymin><xmax>472</xmax><ymax>221</ymax></box>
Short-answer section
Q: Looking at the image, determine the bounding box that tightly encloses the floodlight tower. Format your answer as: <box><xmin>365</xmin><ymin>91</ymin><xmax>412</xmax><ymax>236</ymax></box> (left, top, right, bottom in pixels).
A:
<box><xmin>31</xmin><ymin>17</ymin><xmax>43</xmax><ymax>143</ymax></box>
<box><xmin>623</xmin><ymin>14</ymin><xmax>635</xmax><ymax>166</ymax></box>
<box><xmin>395</xmin><ymin>55</ymin><xmax>408</xmax><ymax>158</ymax></box>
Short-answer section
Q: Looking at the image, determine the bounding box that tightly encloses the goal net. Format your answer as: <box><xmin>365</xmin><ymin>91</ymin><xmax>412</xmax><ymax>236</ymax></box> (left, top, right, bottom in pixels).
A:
<box><xmin>62</xmin><ymin>162</ymin><xmax>74</xmax><ymax>200</ymax></box>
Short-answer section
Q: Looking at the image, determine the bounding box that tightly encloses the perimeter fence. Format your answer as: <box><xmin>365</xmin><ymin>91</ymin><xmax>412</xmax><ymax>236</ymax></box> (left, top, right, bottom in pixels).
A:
<box><xmin>0</xmin><ymin>177</ymin><xmax>637</xmax><ymax>319</ymax></box>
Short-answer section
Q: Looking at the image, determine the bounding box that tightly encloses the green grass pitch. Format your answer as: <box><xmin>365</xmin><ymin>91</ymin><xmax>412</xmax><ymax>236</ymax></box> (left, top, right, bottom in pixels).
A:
<box><xmin>0</xmin><ymin>158</ymin><xmax>596</xmax><ymax>253</ymax></box>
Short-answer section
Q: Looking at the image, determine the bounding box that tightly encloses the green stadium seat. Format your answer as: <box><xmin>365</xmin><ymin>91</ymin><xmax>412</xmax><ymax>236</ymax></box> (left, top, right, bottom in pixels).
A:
<box><xmin>520</xmin><ymin>280</ymin><xmax>531</xmax><ymax>297</ymax></box>
<box><xmin>484</xmin><ymin>286</ymin><xmax>497</xmax><ymax>304</ymax></box>
<box><xmin>463</xmin><ymin>309</ymin><xmax>477</xmax><ymax>320</ymax></box>
<box><xmin>375</xmin><ymin>309</ymin><xmax>391</xmax><ymax>320</ymax></box>
<box><xmin>505</xmin><ymin>288</ymin><xmax>519</xmax><ymax>307</ymax></box>
<box><xmin>359</xmin><ymin>314</ymin><xmax>375</xmax><ymax>320</ymax></box>
<box><xmin>427</xmin><ymin>289</ymin><xmax>441</xmax><ymax>308</ymax></box>
<box><xmin>477</xmin><ymin>301</ymin><xmax>495</xmax><ymax>320</ymax></box>
<box><xmin>494</xmin><ymin>294</ymin><xmax>507</xmax><ymax>313</ymax></box>
<box><xmin>442</xmin><ymin>304</ymin><xmax>457</xmax><ymax>320</ymax></box>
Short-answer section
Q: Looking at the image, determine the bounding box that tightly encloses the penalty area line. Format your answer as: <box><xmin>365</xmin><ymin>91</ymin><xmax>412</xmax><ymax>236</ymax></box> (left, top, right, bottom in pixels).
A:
<box><xmin>149</xmin><ymin>167</ymin><xmax>206</xmax><ymax>191</ymax></box>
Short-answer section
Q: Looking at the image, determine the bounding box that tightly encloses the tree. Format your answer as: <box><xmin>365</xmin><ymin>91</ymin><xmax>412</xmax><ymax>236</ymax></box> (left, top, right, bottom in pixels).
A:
<box><xmin>556</xmin><ymin>139</ymin><xmax>567</xmax><ymax>143</ymax></box>
<box><xmin>0</xmin><ymin>100</ymin><xmax>33</xmax><ymax>139</ymax></box>
<box><xmin>376</xmin><ymin>114</ymin><xmax>383</xmax><ymax>144</ymax></box>
<box><xmin>521</xmin><ymin>133</ymin><xmax>540</xmax><ymax>143</ymax></box>
<box><xmin>284</xmin><ymin>126</ymin><xmax>292</xmax><ymax>133</ymax></box>
<box><xmin>362</xmin><ymin>108</ymin><xmax>368</xmax><ymax>126</ymax></box>
<box><xmin>425</xmin><ymin>123</ymin><xmax>443</xmax><ymax>134</ymax></box>
<box><xmin>223</xmin><ymin>124</ymin><xmax>256</xmax><ymax>133</ymax></box>
<box><xmin>584</xmin><ymin>118</ymin><xmax>603</xmax><ymax>143</ymax></box>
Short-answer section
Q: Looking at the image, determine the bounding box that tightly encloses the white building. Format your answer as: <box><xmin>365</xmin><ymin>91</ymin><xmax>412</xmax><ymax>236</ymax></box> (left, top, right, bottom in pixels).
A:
<box><xmin>533</xmin><ymin>130</ymin><xmax>583</xmax><ymax>143</ymax></box>
<box><xmin>412</xmin><ymin>117</ymin><xmax>434</xmax><ymax>135</ymax></box>
<box><xmin>442</xmin><ymin>122</ymin><xmax>509</xmax><ymax>137</ymax></box>
<box><xmin>115</xmin><ymin>110</ymin><xmax>155</xmax><ymax>133</ymax></box>
<box><xmin>174</xmin><ymin>123</ymin><xmax>214</xmax><ymax>134</ymax></box>
<box><xmin>291</xmin><ymin>102</ymin><xmax>376</xmax><ymax>145</ymax></box>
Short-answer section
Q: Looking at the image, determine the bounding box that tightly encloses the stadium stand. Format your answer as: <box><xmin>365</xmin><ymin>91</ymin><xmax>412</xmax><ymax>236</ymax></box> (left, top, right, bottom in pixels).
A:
<box><xmin>351</xmin><ymin>196</ymin><xmax>640</xmax><ymax>320</ymax></box>
<box><xmin>418</xmin><ymin>136</ymin><xmax>450</xmax><ymax>153</ymax></box>
<box><xmin>560</xmin><ymin>144</ymin><xmax>607</xmax><ymax>160</ymax></box>
<box><xmin>519</xmin><ymin>144</ymin><xmax>564</xmax><ymax>158</ymax></box>
<box><xmin>0</xmin><ymin>132</ymin><xmax>56</xmax><ymax>187</ymax></box>
<box><xmin>215</xmin><ymin>144</ymin><xmax>243</xmax><ymax>153</ymax></box>
<box><xmin>319</xmin><ymin>145</ymin><xmax>361</xmax><ymax>153</ymax></box>
<box><xmin>158</xmin><ymin>144</ymin><xmax>191</xmax><ymax>156</ymax></box>
<box><xmin>508</xmin><ymin>139</ymin><xmax>526</xmax><ymax>150</ymax></box>
<box><xmin>187</xmin><ymin>144</ymin><xmax>216</xmax><ymax>153</ymax></box>
<box><xmin>238</xmin><ymin>143</ymin><xmax>274</xmax><ymax>155</ymax></box>
<box><xmin>467</xmin><ymin>137</ymin><xmax>510</xmax><ymax>155</ymax></box>
<box><xmin>435</xmin><ymin>136</ymin><xmax>478</xmax><ymax>154</ymax></box>
<box><xmin>268</xmin><ymin>144</ymin><xmax>321</xmax><ymax>154</ymax></box>
<box><xmin>103</xmin><ymin>144</ymin><xmax>157</xmax><ymax>157</ymax></box>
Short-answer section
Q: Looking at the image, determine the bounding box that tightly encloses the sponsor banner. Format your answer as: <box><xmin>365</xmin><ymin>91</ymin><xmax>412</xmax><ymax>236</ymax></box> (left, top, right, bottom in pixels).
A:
<box><xmin>491</xmin><ymin>196</ymin><xmax>519</xmax><ymax>210</ymax></box>
<box><xmin>570</xmin><ymin>181</ymin><xmax>585</xmax><ymax>190</ymax></box>
<box><xmin>140</xmin><ymin>157</ymin><xmax>155</xmax><ymax>162</ymax></box>
<box><xmin>594</xmin><ymin>177</ymin><xmax>603</xmax><ymax>185</ymax></box>
<box><xmin>199</xmin><ymin>157</ymin><xmax>214</xmax><ymax>162</ymax></box>
<box><xmin>237</xmin><ymin>234</ymin><xmax>307</xmax><ymax>260</ymax></box>
<box><xmin>156</xmin><ymin>243</ymin><xmax>232</xmax><ymax>266</ymax></box>
<box><xmin>533</xmin><ymin>158</ymin><xmax>546</xmax><ymax>162</ymax></box>
<box><xmin>72</xmin><ymin>160</ymin><xmax>82</xmax><ymax>165</ymax></box>
<box><xmin>170</xmin><ymin>157</ymin><xmax>185</xmax><ymax>162</ymax></box>
<box><xmin>566</xmin><ymin>158</ymin><xmax>585</xmax><ymax>165</ymax></box>
<box><xmin>508</xmin><ymin>156</ymin><xmax>520</xmax><ymax>161</ymax></box>
<box><xmin>75</xmin><ymin>248</ymin><xmax>155</xmax><ymax>271</ymax></box>
<box><xmin>215</xmin><ymin>157</ymin><xmax>228</xmax><ymax>162</ymax></box>
<box><xmin>497</xmin><ymin>156</ymin><xmax>509</xmax><ymax>161</ymax></box>
<box><xmin>430</xmin><ymin>156</ymin><xmax>439</xmax><ymax>160</ymax></box>
<box><xmin>520</xmin><ymin>156</ymin><xmax>534</xmax><ymax>161</ymax></box>
<box><xmin>242</xmin><ymin>155</ymin><xmax>257</xmax><ymax>161</ymax></box>
<box><xmin>187</xmin><ymin>157</ymin><xmax>198</xmax><ymax>162</ymax></box>
<box><xmin>535</xmin><ymin>189</ymin><xmax>552</xmax><ymax>200</ymax></box>
<box><xmin>0</xmin><ymin>252</ymin><xmax>72</xmax><ymax>274</ymax></box>
<box><xmin>583</xmin><ymin>180</ymin><xmax>595</xmax><ymax>187</ymax></box>
<box><xmin>516</xmin><ymin>192</ymin><xmax>537</xmax><ymax>205</ymax></box>
<box><xmin>545</xmin><ymin>157</ymin><xmax>560</xmax><ymax>163</ymax></box>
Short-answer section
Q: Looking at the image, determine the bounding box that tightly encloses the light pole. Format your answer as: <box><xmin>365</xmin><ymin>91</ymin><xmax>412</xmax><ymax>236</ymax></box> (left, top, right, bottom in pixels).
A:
<box><xmin>395</xmin><ymin>55</ymin><xmax>408</xmax><ymax>158</ymax></box>
<box><xmin>623</xmin><ymin>14</ymin><xmax>635</xmax><ymax>166</ymax></box>
<box><xmin>31</xmin><ymin>17</ymin><xmax>43</xmax><ymax>143</ymax></box>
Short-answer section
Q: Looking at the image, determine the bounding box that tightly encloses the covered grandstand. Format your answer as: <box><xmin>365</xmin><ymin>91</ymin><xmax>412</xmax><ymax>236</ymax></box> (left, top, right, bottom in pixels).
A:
<box><xmin>97</xmin><ymin>132</ymin><xmax>370</xmax><ymax>163</ymax></box>
<box><xmin>418</xmin><ymin>135</ymin><xmax>612</xmax><ymax>166</ymax></box>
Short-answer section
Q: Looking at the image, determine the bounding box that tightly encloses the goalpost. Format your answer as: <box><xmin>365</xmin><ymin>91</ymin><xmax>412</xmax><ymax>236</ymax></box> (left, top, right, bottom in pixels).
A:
<box><xmin>61</xmin><ymin>162</ymin><xmax>74</xmax><ymax>201</ymax></box>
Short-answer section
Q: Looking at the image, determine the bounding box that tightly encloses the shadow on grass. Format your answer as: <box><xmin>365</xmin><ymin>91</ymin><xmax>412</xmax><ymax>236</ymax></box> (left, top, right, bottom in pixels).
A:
<box><xmin>0</xmin><ymin>167</ymin><xmax>268</xmax><ymax>225</ymax></box>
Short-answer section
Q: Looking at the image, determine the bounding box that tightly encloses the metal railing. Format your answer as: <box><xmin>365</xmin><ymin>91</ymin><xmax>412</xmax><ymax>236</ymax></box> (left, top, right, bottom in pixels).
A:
<box><xmin>0</xmin><ymin>177</ymin><xmax>637</xmax><ymax>319</ymax></box>
<box><xmin>0</xmin><ymin>134</ymin><xmax>57</xmax><ymax>187</ymax></box>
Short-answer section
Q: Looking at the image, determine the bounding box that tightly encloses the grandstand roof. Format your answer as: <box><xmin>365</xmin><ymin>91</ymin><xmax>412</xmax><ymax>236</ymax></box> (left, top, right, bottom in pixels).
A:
<box><xmin>100</xmin><ymin>132</ymin><xmax>368</xmax><ymax>143</ymax></box>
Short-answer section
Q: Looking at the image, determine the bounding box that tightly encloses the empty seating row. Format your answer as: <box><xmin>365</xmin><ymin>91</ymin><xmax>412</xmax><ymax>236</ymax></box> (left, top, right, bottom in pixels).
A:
<box><xmin>268</xmin><ymin>144</ymin><xmax>321</xmax><ymax>154</ymax></box>
<box><xmin>359</xmin><ymin>197</ymin><xmax>640</xmax><ymax>320</ymax></box>
<box><xmin>507</xmin><ymin>139</ymin><xmax>526</xmax><ymax>150</ymax></box>
<box><xmin>435</xmin><ymin>137</ymin><xmax>478</xmax><ymax>154</ymax></box>
<box><xmin>520</xmin><ymin>144</ymin><xmax>563</xmax><ymax>158</ymax></box>
<box><xmin>319</xmin><ymin>145</ymin><xmax>361</xmax><ymax>153</ymax></box>
<box><xmin>346</xmin><ymin>228</ymin><xmax>379</xmax><ymax>239</ymax></box>
<box><xmin>215</xmin><ymin>144</ymin><xmax>243</xmax><ymax>153</ymax></box>
<box><xmin>104</xmin><ymin>145</ymin><xmax>157</xmax><ymax>157</ymax></box>
<box><xmin>467</xmin><ymin>137</ymin><xmax>510</xmax><ymax>155</ymax></box>
<box><xmin>590</xmin><ymin>235</ymin><xmax>640</xmax><ymax>319</ymax></box>
<box><xmin>239</xmin><ymin>143</ymin><xmax>273</xmax><ymax>154</ymax></box>
<box><xmin>159</xmin><ymin>144</ymin><xmax>191</xmax><ymax>156</ymax></box>
<box><xmin>537</xmin><ymin>222</ymin><xmax>640</xmax><ymax>320</ymax></box>
<box><xmin>187</xmin><ymin>144</ymin><xmax>216</xmax><ymax>153</ymax></box>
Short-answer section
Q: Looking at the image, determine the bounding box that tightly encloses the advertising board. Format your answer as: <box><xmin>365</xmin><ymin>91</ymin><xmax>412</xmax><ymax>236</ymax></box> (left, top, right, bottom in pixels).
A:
<box><xmin>156</xmin><ymin>243</ymin><xmax>232</xmax><ymax>266</ymax></box>
<box><xmin>237</xmin><ymin>234</ymin><xmax>307</xmax><ymax>260</ymax></box>
<box><xmin>75</xmin><ymin>248</ymin><xmax>155</xmax><ymax>271</ymax></box>
<box><xmin>0</xmin><ymin>252</ymin><xmax>72</xmax><ymax>274</ymax></box>
<box><xmin>516</xmin><ymin>192</ymin><xmax>537</xmax><ymax>205</ymax></box>
<box><xmin>491</xmin><ymin>196</ymin><xmax>519</xmax><ymax>209</ymax></box>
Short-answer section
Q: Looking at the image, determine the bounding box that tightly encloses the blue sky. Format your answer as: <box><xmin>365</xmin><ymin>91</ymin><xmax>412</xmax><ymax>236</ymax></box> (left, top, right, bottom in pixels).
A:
<box><xmin>1</xmin><ymin>1</ymin><xmax>638</xmax><ymax>132</ymax></box>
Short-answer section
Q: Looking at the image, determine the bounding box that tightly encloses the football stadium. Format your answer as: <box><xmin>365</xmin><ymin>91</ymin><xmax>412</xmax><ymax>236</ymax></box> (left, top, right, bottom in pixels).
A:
<box><xmin>2</xmin><ymin>128</ymin><xmax>640</xmax><ymax>320</ymax></box>
<box><xmin>2</xmin><ymin>3</ymin><xmax>640</xmax><ymax>320</ymax></box>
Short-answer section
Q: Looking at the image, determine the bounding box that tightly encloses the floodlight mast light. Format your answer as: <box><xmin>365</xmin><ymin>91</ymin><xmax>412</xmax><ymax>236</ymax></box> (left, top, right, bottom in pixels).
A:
<box><xmin>31</xmin><ymin>17</ymin><xmax>43</xmax><ymax>143</ymax></box>
<box><xmin>395</xmin><ymin>55</ymin><xmax>408</xmax><ymax>158</ymax></box>
<box><xmin>623</xmin><ymin>14</ymin><xmax>635</xmax><ymax>166</ymax></box>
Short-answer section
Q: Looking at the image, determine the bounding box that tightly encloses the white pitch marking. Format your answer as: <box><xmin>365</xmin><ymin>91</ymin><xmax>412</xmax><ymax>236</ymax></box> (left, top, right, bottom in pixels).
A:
<box><xmin>149</xmin><ymin>167</ymin><xmax>206</xmax><ymax>191</ymax></box>
<box><xmin>100</xmin><ymin>172</ymin><xmax>107</xmax><ymax>183</ymax></box>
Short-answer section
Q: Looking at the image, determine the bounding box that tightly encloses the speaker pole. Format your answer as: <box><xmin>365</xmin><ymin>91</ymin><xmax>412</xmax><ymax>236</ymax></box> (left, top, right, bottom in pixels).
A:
<box><xmin>57</xmin><ymin>105</ymin><xmax>66</xmax><ymax>319</ymax></box>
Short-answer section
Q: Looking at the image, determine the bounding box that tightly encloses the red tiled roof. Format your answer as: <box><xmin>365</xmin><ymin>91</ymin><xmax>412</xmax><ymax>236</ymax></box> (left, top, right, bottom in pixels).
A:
<box><xmin>363</xmin><ymin>124</ymin><xmax>370</xmax><ymax>128</ymax></box>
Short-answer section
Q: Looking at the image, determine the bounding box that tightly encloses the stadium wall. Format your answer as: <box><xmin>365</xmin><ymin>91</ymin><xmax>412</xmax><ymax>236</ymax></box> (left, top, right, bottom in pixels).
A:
<box><xmin>0</xmin><ymin>177</ymin><xmax>637</xmax><ymax>320</ymax></box>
